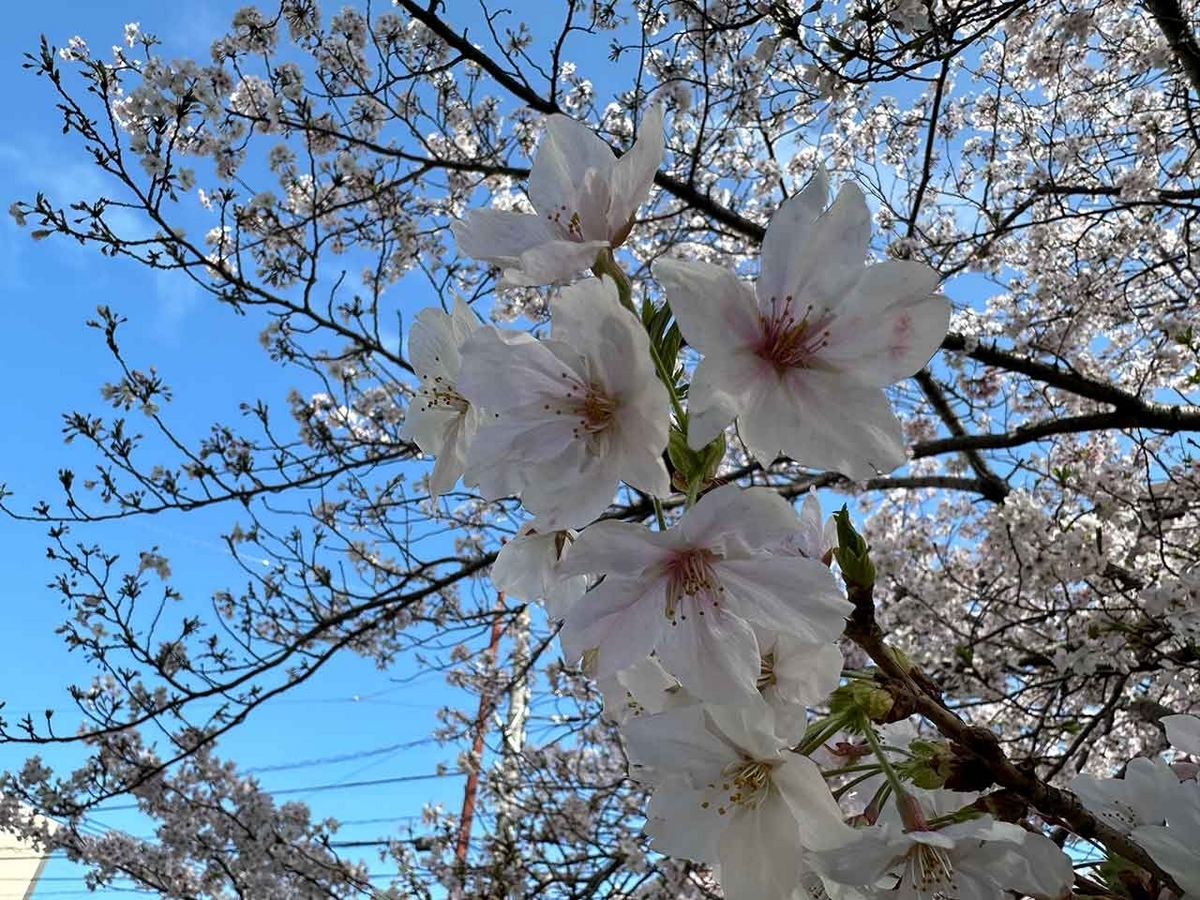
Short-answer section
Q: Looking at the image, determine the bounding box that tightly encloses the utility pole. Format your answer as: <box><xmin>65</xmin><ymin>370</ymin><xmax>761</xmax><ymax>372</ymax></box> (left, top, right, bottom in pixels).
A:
<box><xmin>450</xmin><ymin>596</ymin><xmax>506</xmax><ymax>900</ymax></box>
<box><xmin>493</xmin><ymin>605</ymin><xmax>531</xmax><ymax>899</ymax></box>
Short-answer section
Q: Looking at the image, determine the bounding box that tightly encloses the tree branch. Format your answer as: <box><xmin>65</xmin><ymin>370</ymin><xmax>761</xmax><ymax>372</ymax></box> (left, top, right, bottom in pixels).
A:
<box><xmin>842</xmin><ymin>578</ymin><xmax>1183</xmax><ymax>894</ymax></box>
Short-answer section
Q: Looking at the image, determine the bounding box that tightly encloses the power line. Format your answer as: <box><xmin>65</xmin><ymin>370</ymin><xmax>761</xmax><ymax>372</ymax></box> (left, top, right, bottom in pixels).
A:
<box><xmin>98</xmin><ymin>770</ymin><xmax>465</xmax><ymax>812</ymax></box>
<box><xmin>242</xmin><ymin>737</ymin><xmax>437</xmax><ymax>774</ymax></box>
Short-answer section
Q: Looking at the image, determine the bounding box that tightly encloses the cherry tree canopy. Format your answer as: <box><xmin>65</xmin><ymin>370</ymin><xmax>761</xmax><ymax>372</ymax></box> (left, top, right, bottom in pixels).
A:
<box><xmin>4</xmin><ymin>0</ymin><xmax>1200</xmax><ymax>898</ymax></box>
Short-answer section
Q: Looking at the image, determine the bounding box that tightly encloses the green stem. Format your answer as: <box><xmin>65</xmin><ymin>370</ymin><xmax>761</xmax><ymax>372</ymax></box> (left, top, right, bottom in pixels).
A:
<box><xmin>820</xmin><ymin>762</ymin><xmax>884</xmax><ymax>777</ymax></box>
<box><xmin>861</xmin><ymin>718</ymin><xmax>911</xmax><ymax>809</ymax></box>
<box><xmin>652</xmin><ymin>497</ymin><xmax>668</xmax><ymax>532</ymax></box>
<box><xmin>592</xmin><ymin>249</ymin><xmax>636</xmax><ymax>313</ymax></box>
<box><xmin>831</xmin><ymin>769</ymin><xmax>884</xmax><ymax>801</ymax></box>
<box><xmin>795</xmin><ymin>712</ymin><xmax>851</xmax><ymax>757</ymax></box>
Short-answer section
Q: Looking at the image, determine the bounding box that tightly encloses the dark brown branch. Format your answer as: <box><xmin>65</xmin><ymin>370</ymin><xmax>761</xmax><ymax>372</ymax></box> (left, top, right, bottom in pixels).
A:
<box><xmin>1145</xmin><ymin>0</ymin><xmax>1200</xmax><ymax>96</ymax></box>
<box><xmin>395</xmin><ymin>0</ymin><xmax>767</xmax><ymax>242</ymax></box>
<box><xmin>913</xmin><ymin>369</ymin><xmax>1009</xmax><ymax>502</ymax></box>
<box><xmin>941</xmin><ymin>332</ymin><xmax>1200</xmax><ymax>429</ymax></box>
<box><xmin>842</xmin><ymin>578</ymin><xmax>1183</xmax><ymax>894</ymax></box>
<box><xmin>911</xmin><ymin>411</ymin><xmax>1190</xmax><ymax>456</ymax></box>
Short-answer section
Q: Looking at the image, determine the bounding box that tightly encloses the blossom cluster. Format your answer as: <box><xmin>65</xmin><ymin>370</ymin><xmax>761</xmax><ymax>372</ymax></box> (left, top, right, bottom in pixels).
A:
<box><xmin>394</xmin><ymin>105</ymin><xmax>1102</xmax><ymax>899</ymax></box>
<box><xmin>15</xmin><ymin>4</ymin><xmax>1200</xmax><ymax>898</ymax></box>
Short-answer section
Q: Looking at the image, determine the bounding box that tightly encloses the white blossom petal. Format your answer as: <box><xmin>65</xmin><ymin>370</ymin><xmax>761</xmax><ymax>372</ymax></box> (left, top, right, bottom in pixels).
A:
<box><xmin>765</xmin><ymin>182</ymin><xmax>871</xmax><ymax>320</ymax></box>
<box><xmin>402</xmin><ymin>301</ymin><xmax>481</xmax><ymax>500</ymax></box>
<box><xmin>739</xmin><ymin>370</ymin><xmax>907</xmax><ymax>479</ymax></box>
<box><xmin>685</xmin><ymin>355</ymin><xmax>746</xmax><ymax>449</ymax></box>
<box><xmin>598</xmin><ymin>655</ymin><xmax>691</xmax><ymax>724</ymax></box>
<box><xmin>558</xmin><ymin>574</ymin><xmax>667</xmax><ymax>679</ymax></box>
<box><xmin>1163</xmin><ymin>713</ymin><xmax>1200</xmax><ymax>757</ymax></box>
<box><xmin>643</xmin><ymin>777</ymin><xmax>723</xmax><ymax>862</ymax></box>
<box><xmin>757</xmin><ymin>168</ymin><xmax>831</xmax><ymax>309</ymax></box>
<box><xmin>529</xmin><ymin>114</ymin><xmax>617</xmax><ymax>235</ymax></box>
<box><xmin>718</xmin><ymin>789</ymin><xmax>811</xmax><ymax>900</ymax></box>
<box><xmin>620</xmin><ymin>705</ymin><xmax>735</xmax><ymax>784</ymax></box>
<box><xmin>656</xmin><ymin>603</ymin><xmax>763</xmax><ymax>705</ymax></box>
<box><xmin>965</xmin><ymin>831</ymin><xmax>1075</xmax><ymax>900</ymax></box>
<box><xmin>716</xmin><ymin>557</ymin><xmax>851</xmax><ymax>643</ymax></box>
<box><xmin>565</xmin><ymin>520</ymin><xmax>671</xmax><ymax>577</ymax></box>
<box><xmin>820</xmin><ymin>261</ymin><xmax>948</xmax><ymax>388</ymax></box>
<box><xmin>678</xmin><ymin>483</ymin><xmax>807</xmax><ymax>550</ymax></box>
<box><xmin>606</xmin><ymin>103</ymin><xmax>665</xmax><ymax>238</ymax></box>
<box><xmin>450</xmin><ymin>208</ymin><xmax>558</xmax><ymax>268</ymax></box>
<box><xmin>770</xmin><ymin>755</ymin><xmax>856</xmax><ymax>851</ymax></box>
<box><xmin>1132</xmin><ymin>824</ymin><xmax>1200</xmax><ymax>895</ymax></box>
<box><xmin>501</xmin><ymin>238</ymin><xmax>608</xmax><ymax>287</ymax></box>
<box><xmin>653</xmin><ymin>257</ymin><xmax>761</xmax><ymax>356</ymax></box>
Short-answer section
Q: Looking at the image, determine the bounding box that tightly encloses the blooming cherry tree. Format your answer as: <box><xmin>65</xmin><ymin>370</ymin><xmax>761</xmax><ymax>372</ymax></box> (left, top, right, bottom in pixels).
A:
<box><xmin>8</xmin><ymin>2</ymin><xmax>1200</xmax><ymax>899</ymax></box>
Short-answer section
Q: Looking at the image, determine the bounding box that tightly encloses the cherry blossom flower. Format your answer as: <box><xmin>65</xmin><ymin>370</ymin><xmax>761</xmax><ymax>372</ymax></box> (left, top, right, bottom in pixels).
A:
<box><xmin>452</xmin><ymin>105</ymin><xmax>664</xmax><ymax>287</ymax></box>
<box><xmin>753</xmin><ymin>631</ymin><xmax>843</xmax><ymax>742</ymax></box>
<box><xmin>490</xmin><ymin>521</ymin><xmax>588</xmax><ymax>621</ymax></box>
<box><xmin>559</xmin><ymin>484</ymin><xmax>851</xmax><ymax>704</ymax></box>
<box><xmin>1073</xmin><ymin>715</ymin><xmax>1200</xmax><ymax>896</ymax></box>
<box><xmin>597</xmin><ymin>655</ymin><xmax>693</xmax><ymax>725</ymax></box>
<box><xmin>654</xmin><ymin>170</ymin><xmax>949</xmax><ymax>479</ymax></box>
<box><xmin>773</xmin><ymin>487</ymin><xmax>838</xmax><ymax>561</ymax></box>
<box><xmin>1071</xmin><ymin>756</ymin><xmax>1185</xmax><ymax>834</ymax></box>
<box><xmin>812</xmin><ymin>816</ymin><xmax>1074</xmax><ymax>900</ymax></box>
<box><xmin>622</xmin><ymin>704</ymin><xmax>854</xmax><ymax>900</ymax></box>
<box><xmin>457</xmin><ymin>276</ymin><xmax>670</xmax><ymax>528</ymax></box>
<box><xmin>400</xmin><ymin>297</ymin><xmax>482</xmax><ymax>500</ymax></box>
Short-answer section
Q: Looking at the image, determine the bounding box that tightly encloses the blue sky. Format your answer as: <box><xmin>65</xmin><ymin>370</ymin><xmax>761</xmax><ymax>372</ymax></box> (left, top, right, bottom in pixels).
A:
<box><xmin>0</xmin><ymin>2</ymin><xmax>489</xmax><ymax>895</ymax></box>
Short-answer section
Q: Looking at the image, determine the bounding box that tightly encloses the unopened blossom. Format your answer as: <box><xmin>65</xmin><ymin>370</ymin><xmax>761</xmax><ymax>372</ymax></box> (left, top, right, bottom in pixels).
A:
<box><xmin>491</xmin><ymin>521</ymin><xmax>588</xmax><ymax>621</ymax></box>
<box><xmin>816</xmin><ymin>721</ymin><xmax>979</xmax><ymax>822</ymax></box>
<box><xmin>458</xmin><ymin>276</ymin><xmax>670</xmax><ymax>528</ymax></box>
<box><xmin>452</xmin><ymin>105</ymin><xmax>664</xmax><ymax>287</ymax></box>
<box><xmin>560</xmin><ymin>484</ymin><xmax>851</xmax><ymax>704</ymax></box>
<box><xmin>400</xmin><ymin>297</ymin><xmax>482</xmax><ymax>500</ymax></box>
<box><xmin>813</xmin><ymin>815</ymin><xmax>1074</xmax><ymax>900</ymax></box>
<box><xmin>623</xmin><ymin>704</ymin><xmax>854</xmax><ymax>900</ymax></box>
<box><xmin>654</xmin><ymin>170</ymin><xmax>949</xmax><ymax>479</ymax></box>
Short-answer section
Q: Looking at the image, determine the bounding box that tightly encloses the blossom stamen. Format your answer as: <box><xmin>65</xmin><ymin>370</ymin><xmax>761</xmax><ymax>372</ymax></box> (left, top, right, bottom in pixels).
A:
<box><xmin>756</xmin><ymin>295</ymin><xmax>831</xmax><ymax>372</ymax></box>
<box><xmin>906</xmin><ymin>842</ymin><xmax>956</xmax><ymax>894</ymax></box>
<box><xmin>756</xmin><ymin>651</ymin><xmax>776</xmax><ymax>691</ymax></box>
<box><xmin>702</xmin><ymin>758</ymin><xmax>777</xmax><ymax>811</ymax></box>
<box><xmin>664</xmin><ymin>549</ymin><xmax>724</xmax><ymax>623</ymax></box>
<box><xmin>418</xmin><ymin>375</ymin><xmax>469</xmax><ymax>413</ymax></box>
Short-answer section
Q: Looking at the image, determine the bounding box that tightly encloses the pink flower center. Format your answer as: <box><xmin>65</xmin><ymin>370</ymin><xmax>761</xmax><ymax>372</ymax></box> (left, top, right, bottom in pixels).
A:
<box><xmin>756</xmin><ymin>295</ymin><xmax>831</xmax><ymax>372</ymax></box>
<box><xmin>663</xmin><ymin>549</ymin><xmax>723</xmax><ymax>623</ymax></box>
